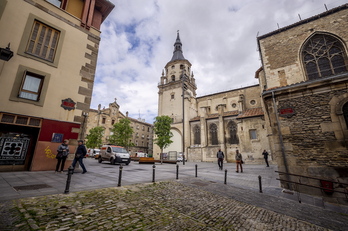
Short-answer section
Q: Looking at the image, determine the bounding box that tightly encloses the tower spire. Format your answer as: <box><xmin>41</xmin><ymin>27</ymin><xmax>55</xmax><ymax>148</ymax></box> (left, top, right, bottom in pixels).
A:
<box><xmin>170</xmin><ymin>30</ymin><xmax>186</xmax><ymax>62</ymax></box>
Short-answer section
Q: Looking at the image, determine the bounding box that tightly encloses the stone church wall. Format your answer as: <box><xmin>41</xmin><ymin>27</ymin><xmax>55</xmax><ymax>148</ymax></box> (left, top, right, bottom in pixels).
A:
<box><xmin>259</xmin><ymin>5</ymin><xmax>348</xmax><ymax>203</ymax></box>
<box><xmin>259</xmin><ymin>7</ymin><xmax>348</xmax><ymax>90</ymax></box>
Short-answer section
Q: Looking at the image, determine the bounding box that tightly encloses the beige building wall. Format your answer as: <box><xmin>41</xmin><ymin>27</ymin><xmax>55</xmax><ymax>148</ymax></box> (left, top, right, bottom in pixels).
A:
<box><xmin>0</xmin><ymin>0</ymin><xmax>113</xmax><ymax>171</ymax></box>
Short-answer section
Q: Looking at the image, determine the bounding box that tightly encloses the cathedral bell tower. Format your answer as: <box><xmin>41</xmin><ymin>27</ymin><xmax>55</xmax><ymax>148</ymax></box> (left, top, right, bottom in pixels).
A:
<box><xmin>157</xmin><ymin>31</ymin><xmax>197</xmax><ymax>156</ymax></box>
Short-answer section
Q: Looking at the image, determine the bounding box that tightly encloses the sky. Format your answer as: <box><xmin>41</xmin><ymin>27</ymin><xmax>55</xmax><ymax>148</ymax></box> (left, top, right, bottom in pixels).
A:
<box><xmin>91</xmin><ymin>0</ymin><xmax>348</xmax><ymax>124</ymax></box>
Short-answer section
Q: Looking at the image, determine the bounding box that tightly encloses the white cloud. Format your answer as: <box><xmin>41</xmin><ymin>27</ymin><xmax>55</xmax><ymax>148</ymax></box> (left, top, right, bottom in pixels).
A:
<box><xmin>92</xmin><ymin>0</ymin><xmax>347</xmax><ymax>124</ymax></box>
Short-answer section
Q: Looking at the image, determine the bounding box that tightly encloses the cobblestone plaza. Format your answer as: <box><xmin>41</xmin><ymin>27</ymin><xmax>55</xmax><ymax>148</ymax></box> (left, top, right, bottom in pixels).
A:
<box><xmin>0</xmin><ymin>159</ymin><xmax>347</xmax><ymax>230</ymax></box>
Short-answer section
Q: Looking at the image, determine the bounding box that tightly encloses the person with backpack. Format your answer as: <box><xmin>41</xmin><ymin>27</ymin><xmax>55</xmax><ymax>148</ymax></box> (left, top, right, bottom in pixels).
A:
<box><xmin>235</xmin><ymin>149</ymin><xmax>243</xmax><ymax>173</ymax></box>
<box><xmin>55</xmin><ymin>139</ymin><xmax>69</xmax><ymax>173</ymax></box>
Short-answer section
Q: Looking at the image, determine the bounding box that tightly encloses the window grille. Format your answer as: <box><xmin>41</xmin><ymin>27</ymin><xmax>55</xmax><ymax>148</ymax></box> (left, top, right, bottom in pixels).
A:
<box><xmin>302</xmin><ymin>34</ymin><xmax>347</xmax><ymax>80</ymax></box>
<box><xmin>1</xmin><ymin>114</ymin><xmax>15</xmax><ymax>123</ymax></box>
<box><xmin>29</xmin><ymin>118</ymin><xmax>41</xmax><ymax>126</ymax></box>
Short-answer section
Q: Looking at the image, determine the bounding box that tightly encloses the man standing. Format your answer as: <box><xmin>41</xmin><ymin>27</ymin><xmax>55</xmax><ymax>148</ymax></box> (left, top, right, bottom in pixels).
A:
<box><xmin>235</xmin><ymin>150</ymin><xmax>243</xmax><ymax>173</ymax></box>
<box><xmin>216</xmin><ymin>149</ymin><xmax>224</xmax><ymax>170</ymax></box>
<box><xmin>262</xmin><ymin>150</ymin><xmax>270</xmax><ymax>167</ymax></box>
<box><xmin>71</xmin><ymin>140</ymin><xmax>87</xmax><ymax>174</ymax></box>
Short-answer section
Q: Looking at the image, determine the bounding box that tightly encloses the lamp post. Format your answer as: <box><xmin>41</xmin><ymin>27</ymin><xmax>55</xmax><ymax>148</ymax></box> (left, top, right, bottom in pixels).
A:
<box><xmin>181</xmin><ymin>71</ymin><xmax>187</xmax><ymax>164</ymax></box>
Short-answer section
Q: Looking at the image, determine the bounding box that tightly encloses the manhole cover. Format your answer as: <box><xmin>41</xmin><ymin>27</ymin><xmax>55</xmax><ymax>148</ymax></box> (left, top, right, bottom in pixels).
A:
<box><xmin>191</xmin><ymin>182</ymin><xmax>209</xmax><ymax>187</ymax></box>
<box><xmin>13</xmin><ymin>184</ymin><xmax>52</xmax><ymax>191</ymax></box>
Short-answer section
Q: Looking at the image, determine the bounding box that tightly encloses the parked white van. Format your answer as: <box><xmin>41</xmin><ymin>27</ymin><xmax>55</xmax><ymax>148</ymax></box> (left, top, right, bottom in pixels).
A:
<box><xmin>98</xmin><ymin>145</ymin><xmax>131</xmax><ymax>165</ymax></box>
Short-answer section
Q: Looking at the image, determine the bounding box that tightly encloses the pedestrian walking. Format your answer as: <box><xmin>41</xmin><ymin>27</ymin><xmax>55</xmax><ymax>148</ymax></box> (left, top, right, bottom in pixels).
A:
<box><xmin>262</xmin><ymin>150</ymin><xmax>270</xmax><ymax>167</ymax></box>
<box><xmin>55</xmin><ymin>139</ymin><xmax>69</xmax><ymax>173</ymax></box>
<box><xmin>235</xmin><ymin>149</ymin><xmax>243</xmax><ymax>173</ymax></box>
<box><xmin>216</xmin><ymin>149</ymin><xmax>224</xmax><ymax>170</ymax></box>
<box><xmin>71</xmin><ymin>140</ymin><xmax>87</xmax><ymax>174</ymax></box>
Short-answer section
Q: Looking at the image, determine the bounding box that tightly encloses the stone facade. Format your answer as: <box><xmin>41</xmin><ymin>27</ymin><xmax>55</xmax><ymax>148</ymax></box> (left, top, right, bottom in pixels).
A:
<box><xmin>258</xmin><ymin>4</ymin><xmax>348</xmax><ymax>202</ymax></box>
<box><xmin>85</xmin><ymin>101</ymin><xmax>153</xmax><ymax>156</ymax></box>
<box><xmin>156</xmin><ymin>33</ymin><xmax>270</xmax><ymax>164</ymax></box>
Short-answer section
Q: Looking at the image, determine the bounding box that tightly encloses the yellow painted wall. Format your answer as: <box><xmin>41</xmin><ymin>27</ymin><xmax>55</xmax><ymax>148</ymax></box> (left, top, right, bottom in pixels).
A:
<box><xmin>0</xmin><ymin>0</ymin><xmax>100</xmax><ymax>123</ymax></box>
<box><xmin>66</xmin><ymin>0</ymin><xmax>84</xmax><ymax>19</ymax></box>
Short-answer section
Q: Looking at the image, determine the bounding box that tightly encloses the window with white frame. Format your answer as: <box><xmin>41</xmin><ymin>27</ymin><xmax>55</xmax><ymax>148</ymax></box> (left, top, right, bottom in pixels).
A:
<box><xmin>19</xmin><ymin>72</ymin><xmax>44</xmax><ymax>101</ymax></box>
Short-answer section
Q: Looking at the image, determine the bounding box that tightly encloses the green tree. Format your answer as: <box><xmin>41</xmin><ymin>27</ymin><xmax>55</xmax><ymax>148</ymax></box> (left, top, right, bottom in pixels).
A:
<box><xmin>85</xmin><ymin>126</ymin><xmax>105</xmax><ymax>148</ymax></box>
<box><xmin>153</xmin><ymin>115</ymin><xmax>173</xmax><ymax>154</ymax></box>
<box><xmin>109</xmin><ymin>118</ymin><xmax>134</xmax><ymax>149</ymax></box>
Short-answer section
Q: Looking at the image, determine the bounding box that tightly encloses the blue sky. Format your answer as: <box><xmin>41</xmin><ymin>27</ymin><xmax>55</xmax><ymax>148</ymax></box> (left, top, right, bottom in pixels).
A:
<box><xmin>91</xmin><ymin>0</ymin><xmax>347</xmax><ymax>124</ymax></box>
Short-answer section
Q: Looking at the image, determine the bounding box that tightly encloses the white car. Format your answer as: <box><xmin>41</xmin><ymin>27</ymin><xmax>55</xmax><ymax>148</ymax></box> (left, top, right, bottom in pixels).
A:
<box><xmin>177</xmin><ymin>156</ymin><xmax>183</xmax><ymax>162</ymax></box>
<box><xmin>98</xmin><ymin>145</ymin><xmax>131</xmax><ymax>165</ymax></box>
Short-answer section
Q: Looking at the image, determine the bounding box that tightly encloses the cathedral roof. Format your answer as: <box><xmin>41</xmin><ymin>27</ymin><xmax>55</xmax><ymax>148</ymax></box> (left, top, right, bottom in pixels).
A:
<box><xmin>170</xmin><ymin>31</ymin><xmax>186</xmax><ymax>62</ymax></box>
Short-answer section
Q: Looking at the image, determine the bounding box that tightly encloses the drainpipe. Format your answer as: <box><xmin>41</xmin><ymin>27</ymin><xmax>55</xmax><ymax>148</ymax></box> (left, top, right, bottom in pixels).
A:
<box><xmin>272</xmin><ymin>91</ymin><xmax>291</xmax><ymax>190</ymax></box>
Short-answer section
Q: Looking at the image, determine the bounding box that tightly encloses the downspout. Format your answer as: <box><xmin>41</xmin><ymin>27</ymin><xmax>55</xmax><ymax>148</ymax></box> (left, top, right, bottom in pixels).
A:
<box><xmin>257</xmin><ymin>34</ymin><xmax>291</xmax><ymax>190</ymax></box>
<box><xmin>271</xmin><ymin>91</ymin><xmax>291</xmax><ymax>190</ymax></box>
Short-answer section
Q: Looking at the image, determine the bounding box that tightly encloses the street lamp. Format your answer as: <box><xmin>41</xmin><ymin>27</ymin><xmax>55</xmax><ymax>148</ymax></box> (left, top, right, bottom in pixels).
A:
<box><xmin>181</xmin><ymin>70</ymin><xmax>187</xmax><ymax>165</ymax></box>
<box><xmin>0</xmin><ymin>43</ymin><xmax>14</xmax><ymax>61</ymax></box>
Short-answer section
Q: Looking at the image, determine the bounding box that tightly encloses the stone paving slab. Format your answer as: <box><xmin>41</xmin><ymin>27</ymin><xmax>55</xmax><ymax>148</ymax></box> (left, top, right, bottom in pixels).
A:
<box><xmin>2</xmin><ymin>180</ymin><xmax>346</xmax><ymax>231</ymax></box>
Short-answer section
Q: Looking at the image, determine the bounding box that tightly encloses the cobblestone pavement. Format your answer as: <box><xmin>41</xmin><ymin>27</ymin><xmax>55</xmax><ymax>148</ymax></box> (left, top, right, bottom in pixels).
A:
<box><xmin>1</xmin><ymin>179</ymin><xmax>347</xmax><ymax>231</ymax></box>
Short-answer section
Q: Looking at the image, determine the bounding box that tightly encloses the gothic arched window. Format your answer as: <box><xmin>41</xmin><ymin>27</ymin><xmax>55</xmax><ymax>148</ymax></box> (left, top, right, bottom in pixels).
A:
<box><xmin>227</xmin><ymin>121</ymin><xmax>239</xmax><ymax>144</ymax></box>
<box><xmin>209</xmin><ymin>123</ymin><xmax>218</xmax><ymax>145</ymax></box>
<box><xmin>302</xmin><ymin>34</ymin><xmax>347</xmax><ymax>80</ymax></box>
<box><xmin>193</xmin><ymin>125</ymin><xmax>201</xmax><ymax>145</ymax></box>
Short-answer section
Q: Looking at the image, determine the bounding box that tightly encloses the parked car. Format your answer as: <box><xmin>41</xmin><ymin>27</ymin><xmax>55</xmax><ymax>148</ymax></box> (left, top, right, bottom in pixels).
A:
<box><xmin>92</xmin><ymin>149</ymin><xmax>100</xmax><ymax>159</ymax></box>
<box><xmin>98</xmin><ymin>145</ymin><xmax>131</xmax><ymax>165</ymax></box>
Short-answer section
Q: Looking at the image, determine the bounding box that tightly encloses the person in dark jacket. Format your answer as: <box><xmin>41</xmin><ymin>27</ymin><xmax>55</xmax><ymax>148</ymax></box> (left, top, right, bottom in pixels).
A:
<box><xmin>262</xmin><ymin>150</ymin><xmax>270</xmax><ymax>167</ymax></box>
<box><xmin>216</xmin><ymin>149</ymin><xmax>224</xmax><ymax>170</ymax></box>
<box><xmin>55</xmin><ymin>139</ymin><xmax>69</xmax><ymax>173</ymax></box>
<box><xmin>71</xmin><ymin>140</ymin><xmax>87</xmax><ymax>174</ymax></box>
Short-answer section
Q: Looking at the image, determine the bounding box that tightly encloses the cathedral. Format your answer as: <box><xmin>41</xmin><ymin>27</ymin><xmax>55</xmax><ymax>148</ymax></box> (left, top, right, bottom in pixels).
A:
<box><xmin>155</xmin><ymin>32</ymin><xmax>270</xmax><ymax>164</ymax></box>
<box><xmin>156</xmin><ymin>4</ymin><xmax>348</xmax><ymax>203</ymax></box>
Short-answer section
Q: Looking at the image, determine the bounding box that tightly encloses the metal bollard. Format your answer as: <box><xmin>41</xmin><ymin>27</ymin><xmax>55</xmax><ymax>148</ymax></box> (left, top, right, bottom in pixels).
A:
<box><xmin>152</xmin><ymin>164</ymin><xmax>156</xmax><ymax>182</ymax></box>
<box><xmin>258</xmin><ymin>175</ymin><xmax>263</xmax><ymax>193</ymax></box>
<box><xmin>195</xmin><ymin>164</ymin><xmax>198</xmax><ymax>177</ymax></box>
<box><xmin>176</xmin><ymin>164</ymin><xmax>179</xmax><ymax>179</ymax></box>
<box><xmin>64</xmin><ymin>166</ymin><xmax>74</xmax><ymax>194</ymax></box>
<box><xmin>118</xmin><ymin>165</ymin><xmax>123</xmax><ymax>187</ymax></box>
<box><xmin>183</xmin><ymin>155</ymin><xmax>185</xmax><ymax>165</ymax></box>
<box><xmin>224</xmin><ymin>169</ymin><xmax>227</xmax><ymax>184</ymax></box>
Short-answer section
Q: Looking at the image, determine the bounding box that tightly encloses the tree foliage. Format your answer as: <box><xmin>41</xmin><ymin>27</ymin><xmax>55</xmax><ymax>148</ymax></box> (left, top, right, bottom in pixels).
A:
<box><xmin>109</xmin><ymin>118</ymin><xmax>134</xmax><ymax>149</ymax></box>
<box><xmin>85</xmin><ymin>126</ymin><xmax>105</xmax><ymax>148</ymax></box>
<box><xmin>153</xmin><ymin>115</ymin><xmax>173</xmax><ymax>153</ymax></box>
